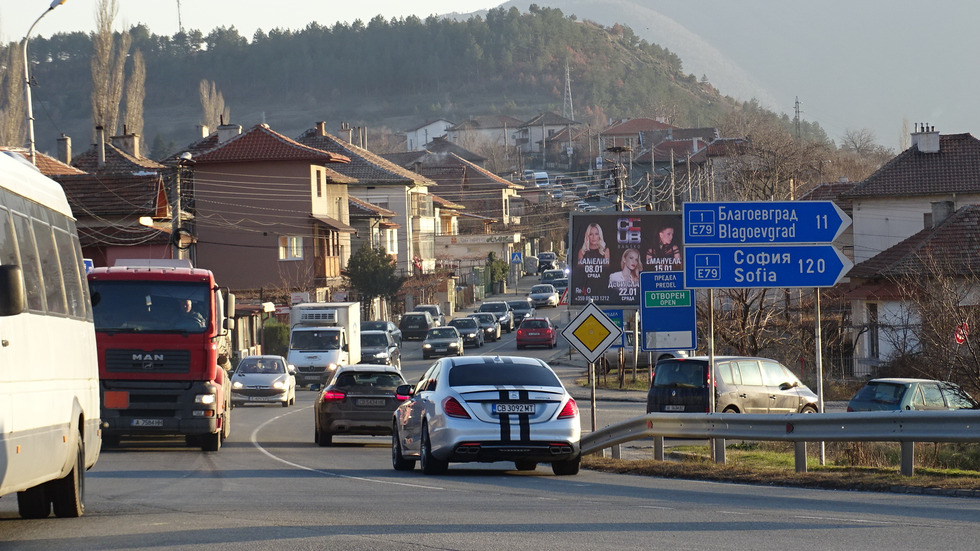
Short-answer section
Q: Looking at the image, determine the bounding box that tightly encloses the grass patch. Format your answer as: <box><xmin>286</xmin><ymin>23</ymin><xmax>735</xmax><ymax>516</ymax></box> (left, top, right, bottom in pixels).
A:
<box><xmin>583</xmin><ymin>441</ymin><xmax>980</xmax><ymax>493</ymax></box>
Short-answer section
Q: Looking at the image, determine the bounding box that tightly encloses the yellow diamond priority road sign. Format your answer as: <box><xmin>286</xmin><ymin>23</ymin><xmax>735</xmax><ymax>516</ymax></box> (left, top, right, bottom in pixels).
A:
<box><xmin>561</xmin><ymin>302</ymin><xmax>623</xmax><ymax>363</ymax></box>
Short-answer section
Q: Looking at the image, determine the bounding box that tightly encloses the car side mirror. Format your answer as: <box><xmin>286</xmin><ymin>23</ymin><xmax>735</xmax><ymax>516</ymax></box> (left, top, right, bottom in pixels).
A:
<box><xmin>396</xmin><ymin>384</ymin><xmax>414</xmax><ymax>397</ymax></box>
<box><xmin>779</xmin><ymin>381</ymin><xmax>798</xmax><ymax>391</ymax></box>
<box><xmin>288</xmin><ymin>365</ymin><xmax>297</xmax><ymax>374</ymax></box>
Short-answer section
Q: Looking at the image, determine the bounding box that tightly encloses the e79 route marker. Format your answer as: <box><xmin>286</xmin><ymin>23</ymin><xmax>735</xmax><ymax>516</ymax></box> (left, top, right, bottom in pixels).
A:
<box><xmin>683</xmin><ymin>201</ymin><xmax>851</xmax><ymax>245</ymax></box>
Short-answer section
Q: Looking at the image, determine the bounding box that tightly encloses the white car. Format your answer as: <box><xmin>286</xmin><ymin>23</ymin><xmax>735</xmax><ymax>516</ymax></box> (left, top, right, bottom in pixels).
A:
<box><xmin>230</xmin><ymin>355</ymin><xmax>297</xmax><ymax>407</ymax></box>
<box><xmin>527</xmin><ymin>284</ymin><xmax>559</xmax><ymax>307</ymax></box>
<box><xmin>392</xmin><ymin>356</ymin><xmax>581</xmax><ymax>475</ymax></box>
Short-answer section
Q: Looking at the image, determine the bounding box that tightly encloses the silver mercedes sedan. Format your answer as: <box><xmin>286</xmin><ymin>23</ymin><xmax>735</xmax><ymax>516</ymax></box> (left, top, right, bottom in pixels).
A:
<box><xmin>391</xmin><ymin>355</ymin><xmax>581</xmax><ymax>476</ymax></box>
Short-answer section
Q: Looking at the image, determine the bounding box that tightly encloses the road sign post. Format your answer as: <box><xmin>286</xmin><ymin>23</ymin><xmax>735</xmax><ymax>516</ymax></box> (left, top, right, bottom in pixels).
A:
<box><xmin>640</xmin><ymin>272</ymin><xmax>696</xmax><ymax>351</ymax></box>
<box><xmin>561</xmin><ymin>302</ymin><xmax>623</xmax><ymax>432</ymax></box>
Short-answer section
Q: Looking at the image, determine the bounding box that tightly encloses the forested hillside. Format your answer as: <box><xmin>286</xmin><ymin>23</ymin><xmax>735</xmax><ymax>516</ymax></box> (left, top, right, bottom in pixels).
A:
<box><xmin>15</xmin><ymin>5</ymin><xmax>743</xmax><ymax>157</ymax></box>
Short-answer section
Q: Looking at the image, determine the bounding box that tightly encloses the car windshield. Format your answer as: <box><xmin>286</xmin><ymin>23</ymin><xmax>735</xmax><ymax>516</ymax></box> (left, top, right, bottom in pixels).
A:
<box><xmin>428</xmin><ymin>328</ymin><xmax>457</xmax><ymax>339</ymax></box>
<box><xmin>360</xmin><ymin>333</ymin><xmax>388</xmax><ymax>347</ymax></box>
<box><xmin>508</xmin><ymin>301</ymin><xmax>531</xmax><ymax>310</ymax></box>
<box><xmin>449</xmin><ymin>363</ymin><xmax>562</xmax><ymax>387</ymax></box>
<box><xmin>530</xmin><ymin>285</ymin><xmax>553</xmax><ymax>293</ymax></box>
<box><xmin>653</xmin><ymin>361</ymin><xmax>707</xmax><ymax>388</ymax></box>
<box><xmin>450</xmin><ymin>320</ymin><xmax>477</xmax><ymax>329</ymax></box>
<box><xmin>853</xmin><ymin>382</ymin><xmax>906</xmax><ymax>405</ymax></box>
<box><xmin>521</xmin><ymin>320</ymin><xmax>549</xmax><ymax>329</ymax></box>
<box><xmin>237</xmin><ymin>358</ymin><xmax>284</xmax><ymax>374</ymax></box>
<box><xmin>480</xmin><ymin>303</ymin><xmax>507</xmax><ymax>312</ymax></box>
<box><xmin>332</xmin><ymin>371</ymin><xmax>405</xmax><ymax>392</ymax></box>
<box><xmin>362</xmin><ymin>321</ymin><xmax>388</xmax><ymax>331</ymax></box>
<box><xmin>470</xmin><ymin>314</ymin><xmax>495</xmax><ymax>324</ymax></box>
<box><xmin>290</xmin><ymin>330</ymin><xmax>340</xmax><ymax>351</ymax></box>
<box><xmin>89</xmin><ymin>280</ymin><xmax>210</xmax><ymax>334</ymax></box>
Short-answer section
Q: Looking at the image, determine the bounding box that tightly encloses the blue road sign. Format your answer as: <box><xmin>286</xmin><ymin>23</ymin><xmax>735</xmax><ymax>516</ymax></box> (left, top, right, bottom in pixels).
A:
<box><xmin>640</xmin><ymin>272</ymin><xmax>697</xmax><ymax>351</ymax></box>
<box><xmin>510</xmin><ymin>252</ymin><xmax>523</xmax><ymax>264</ymax></box>
<box><xmin>683</xmin><ymin>201</ymin><xmax>851</xmax><ymax>245</ymax></box>
<box><xmin>684</xmin><ymin>244</ymin><xmax>852</xmax><ymax>289</ymax></box>
<box><xmin>603</xmin><ymin>309</ymin><xmax>626</xmax><ymax>348</ymax></box>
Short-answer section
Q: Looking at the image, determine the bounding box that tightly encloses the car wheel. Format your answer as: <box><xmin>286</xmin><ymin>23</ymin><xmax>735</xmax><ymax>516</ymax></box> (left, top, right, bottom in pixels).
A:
<box><xmin>51</xmin><ymin>435</ymin><xmax>85</xmax><ymax>518</ymax></box>
<box><xmin>391</xmin><ymin>426</ymin><xmax>415</xmax><ymax>471</ymax></box>
<box><xmin>317</xmin><ymin>427</ymin><xmax>333</xmax><ymax>447</ymax></box>
<box><xmin>800</xmin><ymin>405</ymin><xmax>817</xmax><ymax>414</ymax></box>
<box><xmin>282</xmin><ymin>397</ymin><xmax>289</xmax><ymax>408</ymax></box>
<box><xmin>420</xmin><ymin>422</ymin><xmax>448</xmax><ymax>475</ymax></box>
<box><xmin>514</xmin><ymin>460</ymin><xmax>537</xmax><ymax>471</ymax></box>
<box><xmin>551</xmin><ymin>457</ymin><xmax>580</xmax><ymax>476</ymax></box>
<box><xmin>17</xmin><ymin>484</ymin><xmax>50</xmax><ymax>519</ymax></box>
<box><xmin>722</xmin><ymin>407</ymin><xmax>739</xmax><ymax>414</ymax></box>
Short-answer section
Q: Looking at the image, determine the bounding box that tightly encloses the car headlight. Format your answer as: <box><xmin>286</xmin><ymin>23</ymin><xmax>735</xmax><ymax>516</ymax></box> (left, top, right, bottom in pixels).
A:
<box><xmin>423</xmin><ymin>343</ymin><xmax>432</xmax><ymax>349</ymax></box>
<box><xmin>327</xmin><ymin>363</ymin><xmax>339</xmax><ymax>371</ymax></box>
<box><xmin>272</xmin><ymin>379</ymin><xmax>286</xmax><ymax>389</ymax></box>
<box><xmin>232</xmin><ymin>381</ymin><xmax>244</xmax><ymax>389</ymax></box>
<box><xmin>195</xmin><ymin>393</ymin><xmax>216</xmax><ymax>405</ymax></box>
<box><xmin>449</xmin><ymin>342</ymin><xmax>459</xmax><ymax>348</ymax></box>
<box><xmin>467</xmin><ymin>332</ymin><xmax>477</xmax><ymax>338</ymax></box>
<box><xmin>373</xmin><ymin>351</ymin><xmax>389</xmax><ymax>359</ymax></box>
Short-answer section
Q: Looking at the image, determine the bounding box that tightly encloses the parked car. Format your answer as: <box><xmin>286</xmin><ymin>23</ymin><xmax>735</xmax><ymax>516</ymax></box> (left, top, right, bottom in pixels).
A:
<box><xmin>360</xmin><ymin>330</ymin><xmax>401</xmax><ymax>369</ymax></box>
<box><xmin>515</xmin><ymin>317</ymin><xmax>558</xmax><ymax>349</ymax></box>
<box><xmin>846</xmin><ymin>378</ymin><xmax>978</xmax><ymax>411</ymax></box>
<box><xmin>314</xmin><ymin>364</ymin><xmax>408</xmax><ymax>446</ymax></box>
<box><xmin>413</xmin><ymin>304</ymin><xmax>446</xmax><ymax>327</ymax></box>
<box><xmin>422</xmin><ymin>327</ymin><xmax>464</xmax><ymax>359</ymax></box>
<box><xmin>230</xmin><ymin>355</ymin><xmax>296</xmax><ymax>408</ymax></box>
<box><xmin>477</xmin><ymin>301</ymin><xmax>514</xmax><ymax>332</ymax></box>
<box><xmin>467</xmin><ymin>312</ymin><xmax>501</xmax><ymax>342</ymax></box>
<box><xmin>362</xmin><ymin>320</ymin><xmax>402</xmax><ymax>346</ymax></box>
<box><xmin>507</xmin><ymin>299</ymin><xmax>535</xmax><ymax>327</ymax></box>
<box><xmin>540</xmin><ymin>268</ymin><xmax>564</xmax><ymax>285</ymax></box>
<box><xmin>646</xmin><ymin>356</ymin><xmax>818</xmax><ymax>414</ymax></box>
<box><xmin>391</xmin><ymin>355</ymin><xmax>581</xmax><ymax>475</ymax></box>
<box><xmin>448</xmin><ymin>317</ymin><xmax>484</xmax><ymax>348</ymax></box>
<box><xmin>527</xmin><ymin>283</ymin><xmax>559</xmax><ymax>308</ymax></box>
<box><xmin>399</xmin><ymin>311</ymin><xmax>435</xmax><ymax>341</ymax></box>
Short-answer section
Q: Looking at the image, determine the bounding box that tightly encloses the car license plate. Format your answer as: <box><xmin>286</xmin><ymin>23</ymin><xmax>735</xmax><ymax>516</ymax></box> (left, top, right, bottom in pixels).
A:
<box><xmin>528</xmin><ymin>332</ymin><xmax>541</xmax><ymax>336</ymax></box>
<box><xmin>664</xmin><ymin>405</ymin><xmax>685</xmax><ymax>412</ymax></box>
<box><xmin>355</xmin><ymin>398</ymin><xmax>386</xmax><ymax>407</ymax></box>
<box><xmin>493</xmin><ymin>403</ymin><xmax>535</xmax><ymax>414</ymax></box>
<box><xmin>131</xmin><ymin>418</ymin><xmax>164</xmax><ymax>427</ymax></box>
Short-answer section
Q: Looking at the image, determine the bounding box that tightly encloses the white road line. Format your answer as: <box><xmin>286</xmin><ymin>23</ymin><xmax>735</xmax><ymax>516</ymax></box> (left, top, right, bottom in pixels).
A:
<box><xmin>249</xmin><ymin>406</ymin><xmax>444</xmax><ymax>490</ymax></box>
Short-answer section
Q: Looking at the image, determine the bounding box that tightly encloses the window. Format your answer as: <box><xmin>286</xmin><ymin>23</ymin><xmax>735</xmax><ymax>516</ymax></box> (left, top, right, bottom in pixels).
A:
<box><xmin>315</xmin><ymin>170</ymin><xmax>322</xmax><ymax>198</ymax></box>
<box><xmin>12</xmin><ymin>213</ymin><xmax>43</xmax><ymax>311</ymax></box>
<box><xmin>279</xmin><ymin>236</ymin><xmax>303</xmax><ymax>261</ymax></box>
<box><xmin>736</xmin><ymin>360</ymin><xmax>764</xmax><ymax>386</ymax></box>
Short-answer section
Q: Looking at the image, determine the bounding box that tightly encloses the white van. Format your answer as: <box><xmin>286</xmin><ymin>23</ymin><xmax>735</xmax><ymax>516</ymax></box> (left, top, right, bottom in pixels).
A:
<box><xmin>0</xmin><ymin>152</ymin><xmax>101</xmax><ymax>518</ymax></box>
<box><xmin>533</xmin><ymin>171</ymin><xmax>550</xmax><ymax>187</ymax></box>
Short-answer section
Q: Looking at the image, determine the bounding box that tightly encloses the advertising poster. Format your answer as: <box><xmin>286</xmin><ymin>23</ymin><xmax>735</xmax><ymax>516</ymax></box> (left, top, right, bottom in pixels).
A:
<box><xmin>569</xmin><ymin>212</ymin><xmax>683</xmax><ymax>307</ymax></box>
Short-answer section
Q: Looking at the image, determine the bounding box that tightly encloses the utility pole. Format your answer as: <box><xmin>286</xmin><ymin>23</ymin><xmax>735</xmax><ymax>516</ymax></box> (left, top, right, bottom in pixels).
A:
<box><xmin>794</xmin><ymin>96</ymin><xmax>802</xmax><ymax>141</ymax></box>
<box><xmin>172</xmin><ymin>152</ymin><xmax>194</xmax><ymax>260</ymax></box>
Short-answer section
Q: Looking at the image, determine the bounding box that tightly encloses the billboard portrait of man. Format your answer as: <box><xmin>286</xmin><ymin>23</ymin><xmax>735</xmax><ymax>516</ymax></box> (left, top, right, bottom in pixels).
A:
<box><xmin>569</xmin><ymin>212</ymin><xmax>683</xmax><ymax>307</ymax></box>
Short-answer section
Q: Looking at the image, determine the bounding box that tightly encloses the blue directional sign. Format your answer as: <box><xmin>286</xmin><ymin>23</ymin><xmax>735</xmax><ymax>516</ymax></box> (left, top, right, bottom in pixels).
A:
<box><xmin>510</xmin><ymin>252</ymin><xmax>523</xmax><ymax>264</ymax></box>
<box><xmin>640</xmin><ymin>272</ymin><xmax>697</xmax><ymax>351</ymax></box>
<box><xmin>684</xmin><ymin>201</ymin><xmax>851</xmax><ymax>245</ymax></box>
<box><xmin>684</xmin><ymin>245</ymin><xmax>853</xmax><ymax>289</ymax></box>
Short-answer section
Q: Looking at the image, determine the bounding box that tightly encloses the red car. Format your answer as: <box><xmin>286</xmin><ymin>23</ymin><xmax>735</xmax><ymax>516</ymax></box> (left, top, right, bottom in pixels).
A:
<box><xmin>516</xmin><ymin>317</ymin><xmax>558</xmax><ymax>349</ymax></box>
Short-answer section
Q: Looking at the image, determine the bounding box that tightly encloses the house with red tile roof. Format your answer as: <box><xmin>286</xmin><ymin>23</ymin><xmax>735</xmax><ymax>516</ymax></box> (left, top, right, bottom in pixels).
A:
<box><xmin>515</xmin><ymin>112</ymin><xmax>581</xmax><ymax>159</ymax></box>
<box><xmin>404</xmin><ymin>118</ymin><xmax>454</xmax><ymax>151</ymax></box>
<box><xmin>841</xmin><ymin>127</ymin><xmax>980</xmax><ymax>377</ymax></box>
<box><xmin>183</xmin><ymin>123</ymin><xmax>355</xmax><ymax>294</ymax></box>
<box><xmin>296</xmin><ymin>122</ymin><xmax>439</xmax><ymax>276</ymax></box>
<box><xmin>600</xmin><ymin>117</ymin><xmax>675</xmax><ymax>151</ymax></box>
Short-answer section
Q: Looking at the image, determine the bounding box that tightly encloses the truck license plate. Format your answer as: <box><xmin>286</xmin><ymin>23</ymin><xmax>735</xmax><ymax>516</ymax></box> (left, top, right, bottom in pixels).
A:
<box><xmin>131</xmin><ymin>418</ymin><xmax>164</xmax><ymax>427</ymax></box>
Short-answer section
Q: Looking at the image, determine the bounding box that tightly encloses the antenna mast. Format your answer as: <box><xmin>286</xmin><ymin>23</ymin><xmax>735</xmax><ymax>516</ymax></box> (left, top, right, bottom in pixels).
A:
<box><xmin>562</xmin><ymin>60</ymin><xmax>574</xmax><ymax>120</ymax></box>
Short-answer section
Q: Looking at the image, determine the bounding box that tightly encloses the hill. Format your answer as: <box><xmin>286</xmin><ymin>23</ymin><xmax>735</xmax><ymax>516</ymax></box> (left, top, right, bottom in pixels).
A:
<box><xmin>18</xmin><ymin>6</ymin><xmax>738</xmax><ymax>158</ymax></box>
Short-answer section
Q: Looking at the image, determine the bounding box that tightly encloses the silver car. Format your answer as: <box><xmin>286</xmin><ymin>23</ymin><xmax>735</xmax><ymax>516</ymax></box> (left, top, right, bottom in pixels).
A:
<box><xmin>527</xmin><ymin>283</ymin><xmax>559</xmax><ymax>307</ymax></box>
<box><xmin>391</xmin><ymin>356</ymin><xmax>581</xmax><ymax>476</ymax></box>
<box><xmin>230</xmin><ymin>355</ymin><xmax>296</xmax><ymax>408</ymax></box>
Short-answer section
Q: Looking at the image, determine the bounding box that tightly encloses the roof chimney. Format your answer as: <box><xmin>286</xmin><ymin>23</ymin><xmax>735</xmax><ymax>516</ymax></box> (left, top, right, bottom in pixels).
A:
<box><xmin>113</xmin><ymin>129</ymin><xmax>141</xmax><ymax>158</ymax></box>
<box><xmin>217</xmin><ymin>122</ymin><xmax>242</xmax><ymax>144</ymax></box>
<box><xmin>196</xmin><ymin>124</ymin><xmax>210</xmax><ymax>138</ymax></box>
<box><xmin>96</xmin><ymin>126</ymin><xmax>106</xmax><ymax>168</ymax></box>
<box><xmin>57</xmin><ymin>134</ymin><xmax>71</xmax><ymax>165</ymax></box>
<box><xmin>316</xmin><ymin>121</ymin><xmax>327</xmax><ymax>136</ymax></box>
<box><xmin>911</xmin><ymin>122</ymin><xmax>940</xmax><ymax>153</ymax></box>
<box><xmin>928</xmin><ymin>200</ymin><xmax>954</xmax><ymax>229</ymax></box>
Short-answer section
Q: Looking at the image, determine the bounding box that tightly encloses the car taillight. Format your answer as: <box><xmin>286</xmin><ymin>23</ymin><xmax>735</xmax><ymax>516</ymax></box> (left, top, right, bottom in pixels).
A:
<box><xmin>442</xmin><ymin>397</ymin><xmax>471</xmax><ymax>419</ymax></box>
<box><xmin>321</xmin><ymin>390</ymin><xmax>346</xmax><ymax>401</ymax></box>
<box><xmin>396</xmin><ymin>392</ymin><xmax>411</xmax><ymax>401</ymax></box>
<box><xmin>846</xmin><ymin>406</ymin><xmax>853</xmax><ymax>412</ymax></box>
<box><xmin>557</xmin><ymin>398</ymin><xmax>578</xmax><ymax>419</ymax></box>
<box><xmin>516</xmin><ymin>328</ymin><xmax>526</xmax><ymax>336</ymax></box>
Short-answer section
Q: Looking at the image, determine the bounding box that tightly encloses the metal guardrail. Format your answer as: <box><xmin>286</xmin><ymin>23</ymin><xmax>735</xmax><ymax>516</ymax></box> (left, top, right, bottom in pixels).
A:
<box><xmin>580</xmin><ymin>410</ymin><xmax>980</xmax><ymax>476</ymax></box>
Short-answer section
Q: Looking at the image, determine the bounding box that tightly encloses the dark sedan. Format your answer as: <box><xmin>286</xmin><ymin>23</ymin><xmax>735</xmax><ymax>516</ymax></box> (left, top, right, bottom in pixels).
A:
<box><xmin>314</xmin><ymin>365</ymin><xmax>408</xmax><ymax>446</ymax></box>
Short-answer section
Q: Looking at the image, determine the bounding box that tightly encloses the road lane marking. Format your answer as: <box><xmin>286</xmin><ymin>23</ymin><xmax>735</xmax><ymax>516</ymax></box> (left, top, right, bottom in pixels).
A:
<box><xmin>249</xmin><ymin>406</ymin><xmax>445</xmax><ymax>490</ymax></box>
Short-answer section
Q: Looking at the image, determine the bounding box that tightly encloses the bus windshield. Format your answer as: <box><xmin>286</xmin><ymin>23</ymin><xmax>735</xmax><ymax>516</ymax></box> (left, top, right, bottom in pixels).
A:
<box><xmin>89</xmin><ymin>281</ymin><xmax>210</xmax><ymax>334</ymax></box>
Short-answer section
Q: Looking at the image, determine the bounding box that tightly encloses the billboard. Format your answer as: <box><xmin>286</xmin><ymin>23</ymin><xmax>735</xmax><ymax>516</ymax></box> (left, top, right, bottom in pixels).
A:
<box><xmin>569</xmin><ymin>212</ymin><xmax>683</xmax><ymax>307</ymax></box>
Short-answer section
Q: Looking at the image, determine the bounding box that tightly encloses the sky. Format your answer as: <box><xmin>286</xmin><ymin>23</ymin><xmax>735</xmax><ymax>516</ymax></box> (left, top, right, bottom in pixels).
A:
<box><xmin>2</xmin><ymin>1</ymin><xmax>499</xmax><ymax>43</ymax></box>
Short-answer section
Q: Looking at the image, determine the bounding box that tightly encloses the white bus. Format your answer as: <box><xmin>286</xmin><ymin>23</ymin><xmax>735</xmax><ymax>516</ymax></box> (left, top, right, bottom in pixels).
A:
<box><xmin>0</xmin><ymin>152</ymin><xmax>100</xmax><ymax>518</ymax></box>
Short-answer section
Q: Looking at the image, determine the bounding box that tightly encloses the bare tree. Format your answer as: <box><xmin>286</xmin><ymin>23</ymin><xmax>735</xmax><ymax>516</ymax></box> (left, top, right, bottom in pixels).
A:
<box><xmin>199</xmin><ymin>79</ymin><xmax>230</xmax><ymax>130</ymax></box>
<box><xmin>0</xmin><ymin>42</ymin><xmax>26</xmax><ymax>146</ymax></box>
<box><xmin>90</xmin><ymin>0</ymin><xmax>131</xmax><ymax>136</ymax></box>
<box><xmin>123</xmin><ymin>49</ymin><xmax>145</xmax><ymax>136</ymax></box>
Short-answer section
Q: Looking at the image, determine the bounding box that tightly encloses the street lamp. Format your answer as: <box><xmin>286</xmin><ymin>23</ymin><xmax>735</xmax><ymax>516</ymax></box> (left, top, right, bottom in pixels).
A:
<box><xmin>23</xmin><ymin>0</ymin><xmax>68</xmax><ymax>166</ymax></box>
